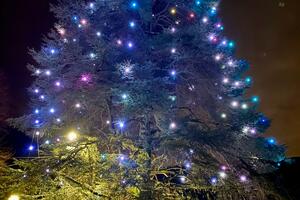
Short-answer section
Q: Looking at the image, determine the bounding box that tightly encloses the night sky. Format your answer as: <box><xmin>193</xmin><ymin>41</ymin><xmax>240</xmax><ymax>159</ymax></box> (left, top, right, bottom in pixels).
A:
<box><xmin>1</xmin><ymin>0</ymin><xmax>299</xmax><ymax>156</ymax></box>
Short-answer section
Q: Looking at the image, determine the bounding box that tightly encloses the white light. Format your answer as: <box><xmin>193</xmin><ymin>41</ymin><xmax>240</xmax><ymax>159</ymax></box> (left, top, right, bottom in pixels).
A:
<box><xmin>117</xmin><ymin>39</ymin><xmax>122</xmax><ymax>45</ymax></box>
<box><xmin>129</xmin><ymin>21</ymin><xmax>135</xmax><ymax>27</ymax></box>
<box><xmin>241</xmin><ymin>103</ymin><xmax>248</xmax><ymax>110</ymax></box>
<box><xmin>219</xmin><ymin>171</ymin><xmax>227</xmax><ymax>179</ymax></box>
<box><xmin>223</xmin><ymin>78</ymin><xmax>229</xmax><ymax>84</ymax></box>
<box><xmin>215</xmin><ymin>54</ymin><xmax>222</xmax><ymax>61</ymax></box>
<box><xmin>90</xmin><ymin>53</ymin><xmax>96</xmax><ymax>58</ymax></box>
<box><xmin>50</xmin><ymin>49</ymin><xmax>56</xmax><ymax>54</ymax></box>
<box><xmin>55</xmin><ymin>81</ymin><xmax>61</xmax><ymax>86</ymax></box>
<box><xmin>45</xmin><ymin>70</ymin><xmax>51</xmax><ymax>76</ymax></box>
<box><xmin>89</xmin><ymin>2</ymin><xmax>95</xmax><ymax>8</ymax></box>
<box><xmin>45</xmin><ymin>140</ymin><xmax>50</xmax><ymax>144</ymax></box>
<box><xmin>34</xmin><ymin>89</ymin><xmax>39</xmax><ymax>93</ymax></box>
<box><xmin>40</xmin><ymin>95</ymin><xmax>45</xmax><ymax>100</ymax></box>
<box><xmin>49</xmin><ymin>108</ymin><xmax>55</xmax><ymax>113</ymax></box>
<box><xmin>171</xmin><ymin>27</ymin><xmax>176</xmax><ymax>33</ymax></box>
<box><xmin>46</xmin><ymin>168</ymin><xmax>50</xmax><ymax>173</ymax></box>
<box><xmin>179</xmin><ymin>176</ymin><xmax>186</xmax><ymax>183</ymax></box>
<box><xmin>122</xmin><ymin>94</ymin><xmax>128</xmax><ymax>99</ymax></box>
<box><xmin>231</xmin><ymin>101</ymin><xmax>239</xmax><ymax>108</ymax></box>
<box><xmin>169</xmin><ymin>122</ymin><xmax>176</xmax><ymax>130</ymax></box>
<box><xmin>67</xmin><ymin>131</ymin><xmax>78</xmax><ymax>141</ymax></box>
<box><xmin>127</xmin><ymin>42</ymin><xmax>133</xmax><ymax>48</ymax></box>
<box><xmin>106</xmin><ymin>120</ymin><xmax>110</xmax><ymax>124</ymax></box>
<box><xmin>75</xmin><ymin>103</ymin><xmax>81</xmax><ymax>108</ymax></box>
<box><xmin>56</xmin><ymin>118</ymin><xmax>61</xmax><ymax>122</ymax></box>
<box><xmin>171</xmin><ymin>48</ymin><xmax>176</xmax><ymax>54</ymax></box>
<box><xmin>240</xmin><ymin>175</ymin><xmax>247</xmax><ymax>182</ymax></box>
<box><xmin>8</xmin><ymin>194</ymin><xmax>20</xmax><ymax>200</ymax></box>
<box><xmin>228</xmin><ymin>60</ymin><xmax>234</xmax><ymax>66</ymax></box>
<box><xmin>234</xmin><ymin>81</ymin><xmax>240</xmax><ymax>86</ymax></box>
<box><xmin>242</xmin><ymin>126</ymin><xmax>250</xmax><ymax>133</ymax></box>
<box><xmin>171</xmin><ymin>70</ymin><xmax>176</xmax><ymax>76</ymax></box>
<box><xmin>202</xmin><ymin>17</ymin><xmax>208</xmax><ymax>23</ymax></box>
<box><xmin>221</xmin><ymin>113</ymin><xmax>227</xmax><ymax>119</ymax></box>
<box><xmin>96</xmin><ymin>31</ymin><xmax>101</xmax><ymax>36</ymax></box>
<box><xmin>119</xmin><ymin>121</ymin><xmax>125</xmax><ymax>128</ymax></box>
<box><xmin>28</xmin><ymin>145</ymin><xmax>34</xmax><ymax>151</ymax></box>
<box><xmin>35</xmin><ymin>131</ymin><xmax>40</xmax><ymax>136</ymax></box>
<box><xmin>250</xmin><ymin>128</ymin><xmax>256</xmax><ymax>134</ymax></box>
<box><xmin>36</xmin><ymin>69</ymin><xmax>41</xmax><ymax>74</ymax></box>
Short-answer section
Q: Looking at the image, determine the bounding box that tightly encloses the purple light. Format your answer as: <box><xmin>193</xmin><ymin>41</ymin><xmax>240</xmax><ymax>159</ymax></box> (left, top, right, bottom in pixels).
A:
<box><xmin>210</xmin><ymin>177</ymin><xmax>218</xmax><ymax>184</ymax></box>
<box><xmin>240</xmin><ymin>175</ymin><xmax>247</xmax><ymax>182</ymax></box>
<box><xmin>55</xmin><ymin>81</ymin><xmax>61</xmax><ymax>87</ymax></box>
<box><xmin>80</xmin><ymin>74</ymin><xmax>92</xmax><ymax>83</ymax></box>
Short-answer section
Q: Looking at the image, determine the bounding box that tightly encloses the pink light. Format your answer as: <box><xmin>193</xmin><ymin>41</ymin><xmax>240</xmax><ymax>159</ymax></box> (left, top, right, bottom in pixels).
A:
<box><xmin>80</xmin><ymin>74</ymin><xmax>92</xmax><ymax>83</ymax></box>
<box><xmin>240</xmin><ymin>175</ymin><xmax>247</xmax><ymax>182</ymax></box>
<box><xmin>80</xmin><ymin>19</ymin><xmax>87</xmax><ymax>25</ymax></box>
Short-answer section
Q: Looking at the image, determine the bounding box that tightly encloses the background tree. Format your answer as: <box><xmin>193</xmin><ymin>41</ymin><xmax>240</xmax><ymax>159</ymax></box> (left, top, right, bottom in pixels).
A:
<box><xmin>2</xmin><ymin>0</ymin><xmax>287</xmax><ymax>199</ymax></box>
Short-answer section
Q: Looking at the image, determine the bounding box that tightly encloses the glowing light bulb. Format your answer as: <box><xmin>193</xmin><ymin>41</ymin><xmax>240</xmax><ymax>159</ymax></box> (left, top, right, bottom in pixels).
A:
<box><xmin>75</xmin><ymin>103</ymin><xmax>81</xmax><ymax>108</ymax></box>
<box><xmin>45</xmin><ymin>70</ymin><xmax>51</xmax><ymax>76</ymax></box>
<box><xmin>219</xmin><ymin>171</ymin><xmax>227</xmax><ymax>179</ymax></box>
<box><xmin>28</xmin><ymin>145</ymin><xmax>34</xmax><ymax>151</ymax></box>
<box><xmin>117</xmin><ymin>39</ymin><xmax>122</xmax><ymax>45</ymax></box>
<box><xmin>215</xmin><ymin>54</ymin><xmax>222</xmax><ymax>61</ymax></box>
<box><xmin>96</xmin><ymin>31</ymin><xmax>101</xmax><ymax>36</ymax></box>
<box><xmin>221</xmin><ymin>165</ymin><xmax>227</xmax><ymax>171</ymax></box>
<box><xmin>8</xmin><ymin>194</ymin><xmax>20</xmax><ymax>200</ymax></box>
<box><xmin>106</xmin><ymin>120</ymin><xmax>110</xmax><ymax>124</ymax></box>
<box><xmin>40</xmin><ymin>95</ymin><xmax>45</xmax><ymax>100</ymax></box>
<box><xmin>231</xmin><ymin>101</ymin><xmax>239</xmax><ymax>108</ymax></box>
<box><xmin>170</xmin><ymin>70</ymin><xmax>176</xmax><ymax>76</ymax></box>
<box><xmin>36</xmin><ymin>69</ymin><xmax>41</xmax><ymax>74</ymax></box>
<box><xmin>242</xmin><ymin>126</ymin><xmax>250</xmax><ymax>133</ymax></box>
<box><xmin>35</xmin><ymin>131</ymin><xmax>40</xmax><ymax>136</ymax></box>
<box><xmin>56</xmin><ymin>118</ymin><xmax>61</xmax><ymax>122</ymax></box>
<box><xmin>251</xmin><ymin>96</ymin><xmax>259</xmax><ymax>103</ymax></box>
<box><xmin>210</xmin><ymin>177</ymin><xmax>218</xmax><ymax>184</ymax></box>
<box><xmin>267</xmin><ymin>138</ymin><xmax>276</xmax><ymax>145</ymax></box>
<box><xmin>122</xmin><ymin>94</ymin><xmax>128</xmax><ymax>99</ymax></box>
<box><xmin>184</xmin><ymin>162</ymin><xmax>192</xmax><ymax>169</ymax></box>
<box><xmin>171</xmin><ymin>27</ymin><xmax>176</xmax><ymax>33</ymax></box>
<box><xmin>127</xmin><ymin>42</ymin><xmax>133</xmax><ymax>48</ymax></box>
<box><xmin>45</xmin><ymin>140</ymin><xmax>50</xmax><ymax>144</ymax></box>
<box><xmin>222</xmin><ymin>78</ymin><xmax>229</xmax><ymax>84</ymax></box>
<box><xmin>55</xmin><ymin>81</ymin><xmax>61</xmax><ymax>86</ymax></box>
<box><xmin>130</xmin><ymin>1</ymin><xmax>137</xmax><ymax>8</ymax></box>
<box><xmin>171</xmin><ymin>48</ymin><xmax>176</xmax><ymax>54</ymax></box>
<box><xmin>241</xmin><ymin>103</ymin><xmax>248</xmax><ymax>110</ymax></box>
<box><xmin>50</xmin><ymin>49</ymin><xmax>56</xmax><ymax>54</ymax></box>
<box><xmin>179</xmin><ymin>176</ymin><xmax>186</xmax><ymax>183</ymax></box>
<box><xmin>34</xmin><ymin>89</ymin><xmax>39</xmax><ymax>93</ymax></box>
<box><xmin>80</xmin><ymin>19</ymin><xmax>87</xmax><ymax>25</ymax></box>
<box><xmin>202</xmin><ymin>17</ymin><xmax>208</xmax><ymax>23</ymax></box>
<box><xmin>89</xmin><ymin>2</ymin><xmax>95</xmax><ymax>8</ymax></box>
<box><xmin>170</xmin><ymin>8</ymin><xmax>176</xmax><ymax>15</ymax></box>
<box><xmin>35</xmin><ymin>120</ymin><xmax>40</xmax><ymax>124</ymax></box>
<box><xmin>129</xmin><ymin>21</ymin><xmax>135</xmax><ymax>28</ymax></box>
<box><xmin>118</xmin><ymin>121</ymin><xmax>125</xmax><ymax>129</ymax></box>
<box><xmin>240</xmin><ymin>175</ymin><xmax>247</xmax><ymax>182</ymax></box>
<box><xmin>221</xmin><ymin>113</ymin><xmax>227</xmax><ymax>119</ymax></box>
<box><xmin>228</xmin><ymin>41</ymin><xmax>235</xmax><ymax>48</ymax></box>
<box><xmin>46</xmin><ymin>168</ymin><xmax>50</xmax><ymax>173</ymax></box>
<box><xmin>196</xmin><ymin>0</ymin><xmax>201</xmax><ymax>5</ymax></box>
<box><xmin>67</xmin><ymin>131</ymin><xmax>78</xmax><ymax>141</ymax></box>
<box><xmin>234</xmin><ymin>81</ymin><xmax>240</xmax><ymax>87</ymax></box>
<box><xmin>89</xmin><ymin>53</ymin><xmax>96</xmax><ymax>59</ymax></box>
<box><xmin>169</xmin><ymin>122</ymin><xmax>176</xmax><ymax>130</ymax></box>
<box><xmin>49</xmin><ymin>108</ymin><xmax>55</xmax><ymax>113</ymax></box>
<box><xmin>189</xmin><ymin>12</ymin><xmax>195</xmax><ymax>18</ymax></box>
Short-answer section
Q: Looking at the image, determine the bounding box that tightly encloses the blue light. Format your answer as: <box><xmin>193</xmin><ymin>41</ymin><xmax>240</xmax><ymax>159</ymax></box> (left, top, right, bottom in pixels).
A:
<box><xmin>73</xmin><ymin>16</ymin><xmax>78</xmax><ymax>21</ymax></box>
<box><xmin>228</xmin><ymin>41</ymin><xmax>235</xmax><ymax>48</ymax></box>
<box><xmin>50</xmin><ymin>48</ymin><xmax>56</xmax><ymax>54</ymax></box>
<box><xmin>34</xmin><ymin>109</ymin><xmax>39</xmax><ymax>114</ymax></box>
<box><xmin>195</xmin><ymin>0</ymin><xmax>201</xmax><ymax>5</ymax></box>
<box><xmin>118</xmin><ymin>121</ymin><xmax>125</xmax><ymax>129</ymax></box>
<box><xmin>245</xmin><ymin>76</ymin><xmax>252</xmax><ymax>84</ymax></box>
<box><xmin>35</xmin><ymin>120</ymin><xmax>40</xmax><ymax>124</ymax></box>
<box><xmin>210</xmin><ymin>177</ymin><xmax>218</xmax><ymax>185</ymax></box>
<box><xmin>129</xmin><ymin>21</ymin><xmax>135</xmax><ymax>28</ymax></box>
<box><xmin>267</xmin><ymin>138</ymin><xmax>277</xmax><ymax>145</ymax></box>
<box><xmin>28</xmin><ymin>145</ymin><xmax>34</xmax><ymax>151</ymax></box>
<box><xmin>210</xmin><ymin>7</ymin><xmax>217</xmax><ymax>15</ymax></box>
<box><xmin>127</xmin><ymin>42</ymin><xmax>133</xmax><ymax>48</ymax></box>
<box><xmin>122</xmin><ymin>94</ymin><xmax>128</xmax><ymax>100</ymax></box>
<box><xmin>170</xmin><ymin>70</ymin><xmax>176</xmax><ymax>76</ymax></box>
<box><xmin>130</xmin><ymin>1</ymin><xmax>137</xmax><ymax>8</ymax></box>
<box><xmin>49</xmin><ymin>108</ymin><xmax>55</xmax><ymax>113</ymax></box>
<box><xmin>251</xmin><ymin>96</ymin><xmax>260</xmax><ymax>103</ymax></box>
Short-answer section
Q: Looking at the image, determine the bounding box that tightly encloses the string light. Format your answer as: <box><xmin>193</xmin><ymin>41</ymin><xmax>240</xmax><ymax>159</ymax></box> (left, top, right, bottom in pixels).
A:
<box><xmin>171</xmin><ymin>48</ymin><xmax>176</xmax><ymax>54</ymax></box>
<box><xmin>210</xmin><ymin>177</ymin><xmax>218</xmax><ymax>185</ymax></box>
<box><xmin>96</xmin><ymin>31</ymin><xmax>101</xmax><ymax>36</ymax></box>
<box><xmin>67</xmin><ymin>131</ymin><xmax>78</xmax><ymax>141</ymax></box>
<box><xmin>129</xmin><ymin>21</ymin><xmax>135</xmax><ymax>28</ymax></box>
<box><xmin>240</xmin><ymin>175</ymin><xmax>247</xmax><ymax>182</ymax></box>
<box><xmin>130</xmin><ymin>1</ymin><xmax>137</xmax><ymax>8</ymax></box>
<box><xmin>8</xmin><ymin>194</ymin><xmax>20</xmax><ymax>200</ymax></box>
<box><xmin>75</xmin><ymin>103</ymin><xmax>81</xmax><ymax>108</ymax></box>
<box><xmin>28</xmin><ymin>145</ymin><xmax>34</xmax><ymax>151</ymax></box>
<box><xmin>170</xmin><ymin>8</ymin><xmax>176</xmax><ymax>15</ymax></box>
<box><xmin>202</xmin><ymin>17</ymin><xmax>208</xmax><ymax>23</ymax></box>
<box><xmin>241</xmin><ymin>103</ymin><xmax>248</xmax><ymax>110</ymax></box>
<box><xmin>231</xmin><ymin>101</ymin><xmax>239</xmax><ymax>108</ymax></box>
<box><xmin>45</xmin><ymin>70</ymin><xmax>51</xmax><ymax>76</ymax></box>
<box><xmin>49</xmin><ymin>108</ymin><xmax>55</xmax><ymax>113</ymax></box>
<box><xmin>221</xmin><ymin>113</ymin><xmax>227</xmax><ymax>119</ymax></box>
<box><xmin>169</xmin><ymin>122</ymin><xmax>177</xmax><ymax>130</ymax></box>
<box><xmin>118</xmin><ymin>121</ymin><xmax>125</xmax><ymax>129</ymax></box>
<box><xmin>219</xmin><ymin>171</ymin><xmax>227</xmax><ymax>179</ymax></box>
<box><xmin>127</xmin><ymin>42</ymin><xmax>133</xmax><ymax>48</ymax></box>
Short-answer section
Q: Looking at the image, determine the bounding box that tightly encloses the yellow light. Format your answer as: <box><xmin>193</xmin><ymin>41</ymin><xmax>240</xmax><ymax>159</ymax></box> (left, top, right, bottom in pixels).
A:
<box><xmin>8</xmin><ymin>195</ymin><xmax>20</xmax><ymax>200</ymax></box>
<box><xmin>67</xmin><ymin>131</ymin><xmax>78</xmax><ymax>141</ymax></box>
<box><xmin>170</xmin><ymin>8</ymin><xmax>176</xmax><ymax>15</ymax></box>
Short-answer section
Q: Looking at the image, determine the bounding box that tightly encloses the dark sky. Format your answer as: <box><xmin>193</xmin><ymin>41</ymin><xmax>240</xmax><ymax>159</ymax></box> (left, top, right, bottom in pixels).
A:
<box><xmin>1</xmin><ymin>0</ymin><xmax>299</xmax><ymax>156</ymax></box>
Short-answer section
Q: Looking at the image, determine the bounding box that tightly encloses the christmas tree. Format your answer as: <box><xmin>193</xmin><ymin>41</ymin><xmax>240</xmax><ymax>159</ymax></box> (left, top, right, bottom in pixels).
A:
<box><xmin>1</xmin><ymin>0</ymin><xmax>286</xmax><ymax>199</ymax></box>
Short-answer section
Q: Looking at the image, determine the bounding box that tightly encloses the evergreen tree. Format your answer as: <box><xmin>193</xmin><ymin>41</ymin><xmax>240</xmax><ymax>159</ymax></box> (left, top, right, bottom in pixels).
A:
<box><xmin>2</xmin><ymin>0</ymin><xmax>286</xmax><ymax>199</ymax></box>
